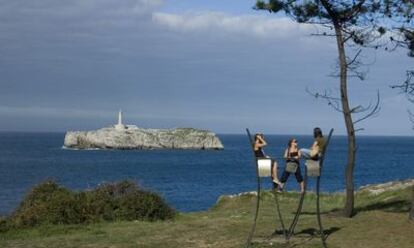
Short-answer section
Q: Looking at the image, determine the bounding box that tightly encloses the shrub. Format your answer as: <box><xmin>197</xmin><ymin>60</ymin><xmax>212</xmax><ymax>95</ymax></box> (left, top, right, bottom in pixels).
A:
<box><xmin>0</xmin><ymin>216</ymin><xmax>9</xmax><ymax>232</ymax></box>
<box><xmin>4</xmin><ymin>180</ymin><xmax>175</xmax><ymax>230</ymax></box>
<box><xmin>85</xmin><ymin>181</ymin><xmax>176</xmax><ymax>222</ymax></box>
<box><xmin>9</xmin><ymin>180</ymin><xmax>80</xmax><ymax>227</ymax></box>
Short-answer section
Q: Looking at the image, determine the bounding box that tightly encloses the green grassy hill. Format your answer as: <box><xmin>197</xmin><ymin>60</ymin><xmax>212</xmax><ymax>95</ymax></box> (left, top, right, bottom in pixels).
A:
<box><xmin>1</xmin><ymin>184</ymin><xmax>413</xmax><ymax>248</ymax></box>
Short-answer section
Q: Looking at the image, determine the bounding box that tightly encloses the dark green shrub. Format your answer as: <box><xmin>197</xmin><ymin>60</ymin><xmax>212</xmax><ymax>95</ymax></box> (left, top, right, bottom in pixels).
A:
<box><xmin>116</xmin><ymin>190</ymin><xmax>176</xmax><ymax>221</ymax></box>
<box><xmin>87</xmin><ymin>181</ymin><xmax>175</xmax><ymax>222</ymax></box>
<box><xmin>4</xmin><ymin>180</ymin><xmax>175</xmax><ymax>230</ymax></box>
<box><xmin>9</xmin><ymin>180</ymin><xmax>81</xmax><ymax>227</ymax></box>
<box><xmin>0</xmin><ymin>217</ymin><xmax>9</xmax><ymax>232</ymax></box>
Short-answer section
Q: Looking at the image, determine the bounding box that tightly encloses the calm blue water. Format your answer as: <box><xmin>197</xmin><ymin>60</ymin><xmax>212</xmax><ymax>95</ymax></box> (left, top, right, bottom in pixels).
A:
<box><xmin>0</xmin><ymin>132</ymin><xmax>413</xmax><ymax>215</ymax></box>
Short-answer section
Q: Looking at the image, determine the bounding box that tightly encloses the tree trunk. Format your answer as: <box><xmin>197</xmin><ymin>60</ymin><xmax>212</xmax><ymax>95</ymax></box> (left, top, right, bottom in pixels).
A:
<box><xmin>410</xmin><ymin>185</ymin><xmax>414</xmax><ymax>221</ymax></box>
<box><xmin>333</xmin><ymin>23</ymin><xmax>357</xmax><ymax>218</ymax></box>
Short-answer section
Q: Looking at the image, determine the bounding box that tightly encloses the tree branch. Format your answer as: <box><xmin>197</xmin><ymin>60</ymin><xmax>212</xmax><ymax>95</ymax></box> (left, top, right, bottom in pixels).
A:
<box><xmin>306</xmin><ymin>87</ymin><xmax>344</xmax><ymax>113</ymax></box>
<box><xmin>346</xmin><ymin>49</ymin><xmax>362</xmax><ymax>66</ymax></box>
<box><xmin>354</xmin><ymin>128</ymin><xmax>365</xmax><ymax>132</ymax></box>
<box><xmin>390</xmin><ymin>70</ymin><xmax>414</xmax><ymax>100</ymax></box>
<box><xmin>353</xmin><ymin>90</ymin><xmax>381</xmax><ymax>125</ymax></box>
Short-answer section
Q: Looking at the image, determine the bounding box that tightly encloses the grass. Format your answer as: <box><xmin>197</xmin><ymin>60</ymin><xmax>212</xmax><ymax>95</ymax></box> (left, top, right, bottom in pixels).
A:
<box><xmin>0</xmin><ymin>187</ymin><xmax>413</xmax><ymax>248</ymax></box>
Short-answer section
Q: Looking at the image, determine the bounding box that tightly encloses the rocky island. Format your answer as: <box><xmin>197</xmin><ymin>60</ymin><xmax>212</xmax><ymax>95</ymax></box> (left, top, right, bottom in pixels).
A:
<box><xmin>64</xmin><ymin>111</ymin><xmax>224</xmax><ymax>150</ymax></box>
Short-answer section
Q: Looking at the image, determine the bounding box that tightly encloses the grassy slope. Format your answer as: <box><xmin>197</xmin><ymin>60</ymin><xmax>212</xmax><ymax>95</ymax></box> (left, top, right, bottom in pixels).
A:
<box><xmin>0</xmin><ymin>188</ymin><xmax>413</xmax><ymax>248</ymax></box>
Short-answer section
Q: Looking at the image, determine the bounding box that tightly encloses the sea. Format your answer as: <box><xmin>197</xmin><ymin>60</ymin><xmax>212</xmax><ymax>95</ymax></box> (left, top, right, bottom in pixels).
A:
<box><xmin>0</xmin><ymin>132</ymin><xmax>413</xmax><ymax>215</ymax></box>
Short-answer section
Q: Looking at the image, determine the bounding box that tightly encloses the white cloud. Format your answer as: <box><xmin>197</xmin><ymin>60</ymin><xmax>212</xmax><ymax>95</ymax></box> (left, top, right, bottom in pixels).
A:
<box><xmin>0</xmin><ymin>0</ymin><xmax>164</xmax><ymax>15</ymax></box>
<box><xmin>0</xmin><ymin>0</ymin><xmax>164</xmax><ymax>31</ymax></box>
<box><xmin>152</xmin><ymin>11</ymin><xmax>316</xmax><ymax>39</ymax></box>
<box><xmin>0</xmin><ymin>0</ymin><xmax>167</xmax><ymax>61</ymax></box>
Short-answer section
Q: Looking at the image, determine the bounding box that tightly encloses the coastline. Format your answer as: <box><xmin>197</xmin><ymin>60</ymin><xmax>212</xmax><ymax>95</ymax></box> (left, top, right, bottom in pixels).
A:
<box><xmin>218</xmin><ymin>178</ymin><xmax>414</xmax><ymax>202</ymax></box>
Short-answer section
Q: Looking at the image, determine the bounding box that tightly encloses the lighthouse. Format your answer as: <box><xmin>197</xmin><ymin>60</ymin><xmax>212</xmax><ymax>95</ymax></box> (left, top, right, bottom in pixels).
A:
<box><xmin>114</xmin><ymin>110</ymin><xmax>126</xmax><ymax>130</ymax></box>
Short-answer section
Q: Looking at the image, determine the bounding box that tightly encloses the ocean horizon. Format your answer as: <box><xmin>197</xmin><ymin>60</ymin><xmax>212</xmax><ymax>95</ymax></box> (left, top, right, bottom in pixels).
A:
<box><xmin>1</xmin><ymin>130</ymin><xmax>413</xmax><ymax>137</ymax></box>
<box><xmin>0</xmin><ymin>132</ymin><xmax>413</xmax><ymax>215</ymax></box>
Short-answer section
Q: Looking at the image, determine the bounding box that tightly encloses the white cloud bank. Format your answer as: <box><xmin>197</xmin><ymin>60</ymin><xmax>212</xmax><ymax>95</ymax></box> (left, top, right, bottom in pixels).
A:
<box><xmin>152</xmin><ymin>11</ymin><xmax>316</xmax><ymax>39</ymax></box>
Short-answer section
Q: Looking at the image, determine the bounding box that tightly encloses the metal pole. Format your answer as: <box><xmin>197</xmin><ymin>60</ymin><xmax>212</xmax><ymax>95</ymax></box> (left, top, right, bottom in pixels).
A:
<box><xmin>245</xmin><ymin>129</ymin><xmax>261</xmax><ymax>248</ymax></box>
<box><xmin>316</xmin><ymin>176</ymin><xmax>327</xmax><ymax>248</ymax></box>
<box><xmin>316</xmin><ymin>128</ymin><xmax>334</xmax><ymax>248</ymax></box>
<box><xmin>287</xmin><ymin>166</ymin><xmax>308</xmax><ymax>239</ymax></box>
<box><xmin>272</xmin><ymin>187</ymin><xmax>288</xmax><ymax>240</ymax></box>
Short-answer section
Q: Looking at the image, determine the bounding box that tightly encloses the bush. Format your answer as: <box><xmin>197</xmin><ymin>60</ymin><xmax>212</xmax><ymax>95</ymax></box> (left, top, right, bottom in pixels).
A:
<box><xmin>5</xmin><ymin>180</ymin><xmax>175</xmax><ymax>230</ymax></box>
<box><xmin>85</xmin><ymin>181</ymin><xmax>176</xmax><ymax>222</ymax></box>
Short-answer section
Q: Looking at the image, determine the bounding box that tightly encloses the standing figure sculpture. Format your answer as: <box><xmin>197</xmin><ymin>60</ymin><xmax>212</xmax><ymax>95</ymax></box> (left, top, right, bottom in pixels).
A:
<box><xmin>253</xmin><ymin>133</ymin><xmax>281</xmax><ymax>186</ymax></box>
<box><xmin>279</xmin><ymin>138</ymin><xmax>305</xmax><ymax>193</ymax></box>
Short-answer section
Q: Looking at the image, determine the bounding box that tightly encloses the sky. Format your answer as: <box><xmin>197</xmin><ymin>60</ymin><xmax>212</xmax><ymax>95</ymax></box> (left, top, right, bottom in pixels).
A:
<box><xmin>0</xmin><ymin>0</ymin><xmax>413</xmax><ymax>135</ymax></box>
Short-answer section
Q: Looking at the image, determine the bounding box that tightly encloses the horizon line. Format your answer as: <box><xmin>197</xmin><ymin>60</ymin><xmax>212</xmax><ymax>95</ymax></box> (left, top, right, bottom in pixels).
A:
<box><xmin>0</xmin><ymin>130</ymin><xmax>413</xmax><ymax>138</ymax></box>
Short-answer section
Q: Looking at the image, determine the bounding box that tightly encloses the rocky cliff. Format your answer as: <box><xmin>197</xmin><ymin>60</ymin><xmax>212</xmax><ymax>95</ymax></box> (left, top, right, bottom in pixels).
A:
<box><xmin>64</xmin><ymin>127</ymin><xmax>224</xmax><ymax>150</ymax></box>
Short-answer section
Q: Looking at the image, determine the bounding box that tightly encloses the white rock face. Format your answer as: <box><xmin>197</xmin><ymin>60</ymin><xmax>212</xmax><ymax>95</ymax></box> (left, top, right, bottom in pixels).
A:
<box><xmin>64</xmin><ymin>127</ymin><xmax>224</xmax><ymax>150</ymax></box>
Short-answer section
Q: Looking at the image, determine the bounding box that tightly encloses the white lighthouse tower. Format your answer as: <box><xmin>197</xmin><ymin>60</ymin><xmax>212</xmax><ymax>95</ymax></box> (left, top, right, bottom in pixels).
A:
<box><xmin>114</xmin><ymin>110</ymin><xmax>126</xmax><ymax>130</ymax></box>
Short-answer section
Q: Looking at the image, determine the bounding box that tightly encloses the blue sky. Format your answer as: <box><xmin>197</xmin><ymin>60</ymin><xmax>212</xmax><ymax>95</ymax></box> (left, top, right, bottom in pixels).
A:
<box><xmin>0</xmin><ymin>0</ymin><xmax>413</xmax><ymax>135</ymax></box>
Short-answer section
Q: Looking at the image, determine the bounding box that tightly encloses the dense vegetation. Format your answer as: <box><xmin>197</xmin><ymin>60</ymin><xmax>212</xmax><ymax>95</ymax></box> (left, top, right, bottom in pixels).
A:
<box><xmin>0</xmin><ymin>180</ymin><xmax>175</xmax><ymax>231</ymax></box>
